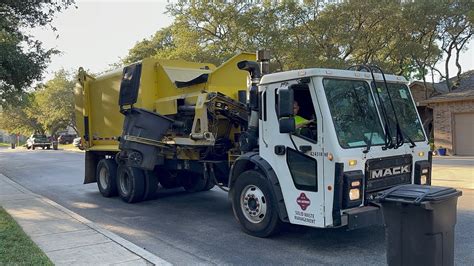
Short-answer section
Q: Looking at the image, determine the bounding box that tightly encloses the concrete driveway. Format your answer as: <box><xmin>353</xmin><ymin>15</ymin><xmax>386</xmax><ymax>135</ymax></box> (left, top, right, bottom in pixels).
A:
<box><xmin>432</xmin><ymin>156</ymin><xmax>474</xmax><ymax>189</ymax></box>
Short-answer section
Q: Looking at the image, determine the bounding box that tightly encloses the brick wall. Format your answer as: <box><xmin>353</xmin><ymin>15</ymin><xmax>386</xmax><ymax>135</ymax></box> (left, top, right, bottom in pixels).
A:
<box><xmin>432</xmin><ymin>100</ymin><xmax>474</xmax><ymax>155</ymax></box>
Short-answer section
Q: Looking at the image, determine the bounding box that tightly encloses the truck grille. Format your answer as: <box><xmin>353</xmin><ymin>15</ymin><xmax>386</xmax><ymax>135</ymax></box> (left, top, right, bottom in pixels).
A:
<box><xmin>364</xmin><ymin>155</ymin><xmax>412</xmax><ymax>200</ymax></box>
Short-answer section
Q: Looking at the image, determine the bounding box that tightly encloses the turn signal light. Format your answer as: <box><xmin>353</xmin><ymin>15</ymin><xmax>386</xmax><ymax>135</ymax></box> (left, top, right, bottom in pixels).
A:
<box><xmin>348</xmin><ymin>160</ymin><xmax>357</xmax><ymax>166</ymax></box>
<box><xmin>351</xmin><ymin>181</ymin><xmax>361</xmax><ymax>187</ymax></box>
<box><xmin>418</xmin><ymin>151</ymin><xmax>425</xmax><ymax>157</ymax></box>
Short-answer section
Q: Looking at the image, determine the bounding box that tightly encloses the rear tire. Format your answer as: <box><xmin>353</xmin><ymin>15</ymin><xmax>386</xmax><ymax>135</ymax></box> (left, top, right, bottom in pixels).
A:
<box><xmin>96</xmin><ymin>159</ymin><xmax>118</xmax><ymax>197</ymax></box>
<box><xmin>117</xmin><ymin>165</ymin><xmax>146</xmax><ymax>203</ymax></box>
<box><xmin>231</xmin><ymin>170</ymin><xmax>282</xmax><ymax>238</ymax></box>
<box><xmin>46</xmin><ymin>145</ymin><xmax>51</xmax><ymax>150</ymax></box>
<box><xmin>32</xmin><ymin>145</ymin><xmax>35</xmax><ymax>150</ymax></box>
<box><xmin>181</xmin><ymin>172</ymin><xmax>206</xmax><ymax>192</ymax></box>
<box><xmin>202</xmin><ymin>175</ymin><xmax>215</xmax><ymax>191</ymax></box>
<box><xmin>143</xmin><ymin>170</ymin><xmax>159</xmax><ymax>200</ymax></box>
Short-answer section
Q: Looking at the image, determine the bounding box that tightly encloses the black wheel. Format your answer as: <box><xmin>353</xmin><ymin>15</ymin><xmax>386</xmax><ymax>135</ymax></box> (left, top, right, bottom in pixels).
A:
<box><xmin>32</xmin><ymin>145</ymin><xmax>35</xmax><ymax>150</ymax></box>
<box><xmin>117</xmin><ymin>165</ymin><xmax>145</xmax><ymax>203</ymax></box>
<box><xmin>231</xmin><ymin>170</ymin><xmax>282</xmax><ymax>238</ymax></box>
<box><xmin>156</xmin><ymin>168</ymin><xmax>180</xmax><ymax>189</ymax></box>
<box><xmin>143</xmin><ymin>170</ymin><xmax>159</xmax><ymax>200</ymax></box>
<box><xmin>46</xmin><ymin>145</ymin><xmax>51</xmax><ymax>150</ymax></box>
<box><xmin>181</xmin><ymin>171</ymin><xmax>206</xmax><ymax>192</ymax></box>
<box><xmin>96</xmin><ymin>159</ymin><xmax>118</xmax><ymax>197</ymax></box>
<box><xmin>202</xmin><ymin>174</ymin><xmax>215</xmax><ymax>191</ymax></box>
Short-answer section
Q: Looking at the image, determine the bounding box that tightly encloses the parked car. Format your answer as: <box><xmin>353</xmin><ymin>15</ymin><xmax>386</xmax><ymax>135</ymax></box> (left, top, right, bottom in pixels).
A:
<box><xmin>26</xmin><ymin>134</ymin><xmax>51</xmax><ymax>150</ymax></box>
<box><xmin>58</xmin><ymin>134</ymin><xmax>77</xmax><ymax>144</ymax></box>
<box><xmin>73</xmin><ymin>137</ymin><xmax>84</xmax><ymax>150</ymax></box>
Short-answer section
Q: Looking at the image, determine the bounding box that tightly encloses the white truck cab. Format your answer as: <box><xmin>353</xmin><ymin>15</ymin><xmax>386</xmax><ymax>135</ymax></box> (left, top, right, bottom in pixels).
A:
<box><xmin>229</xmin><ymin>66</ymin><xmax>431</xmax><ymax>236</ymax></box>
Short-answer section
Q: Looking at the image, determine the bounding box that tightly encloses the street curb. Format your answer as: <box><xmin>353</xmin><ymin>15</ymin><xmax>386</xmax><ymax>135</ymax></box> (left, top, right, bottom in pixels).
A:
<box><xmin>0</xmin><ymin>174</ymin><xmax>171</xmax><ymax>266</ymax></box>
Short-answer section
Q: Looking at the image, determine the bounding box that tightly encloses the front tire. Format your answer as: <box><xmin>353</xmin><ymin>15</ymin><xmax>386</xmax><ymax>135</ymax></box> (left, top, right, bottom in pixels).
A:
<box><xmin>231</xmin><ymin>170</ymin><xmax>282</xmax><ymax>238</ymax></box>
<box><xmin>96</xmin><ymin>159</ymin><xmax>118</xmax><ymax>197</ymax></box>
<box><xmin>117</xmin><ymin>165</ymin><xmax>145</xmax><ymax>203</ymax></box>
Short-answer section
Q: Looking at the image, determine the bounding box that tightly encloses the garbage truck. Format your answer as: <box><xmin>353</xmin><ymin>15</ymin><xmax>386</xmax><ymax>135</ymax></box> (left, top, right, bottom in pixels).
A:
<box><xmin>75</xmin><ymin>51</ymin><xmax>432</xmax><ymax>237</ymax></box>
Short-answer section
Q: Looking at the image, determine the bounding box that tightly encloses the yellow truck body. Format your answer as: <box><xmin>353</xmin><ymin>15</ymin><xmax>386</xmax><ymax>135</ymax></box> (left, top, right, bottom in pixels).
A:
<box><xmin>75</xmin><ymin>53</ymin><xmax>255</xmax><ymax>152</ymax></box>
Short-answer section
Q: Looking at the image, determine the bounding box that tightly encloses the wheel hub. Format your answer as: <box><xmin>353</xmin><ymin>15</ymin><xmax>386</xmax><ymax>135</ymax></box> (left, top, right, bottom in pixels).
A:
<box><xmin>241</xmin><ymin>185</ymin><xmax>267</xmax><ymax>224</ymax></box>
<box><xmin>99</xmin><ymin>167</ymin><xmax>109</xmax><ymax>190</ymax></box>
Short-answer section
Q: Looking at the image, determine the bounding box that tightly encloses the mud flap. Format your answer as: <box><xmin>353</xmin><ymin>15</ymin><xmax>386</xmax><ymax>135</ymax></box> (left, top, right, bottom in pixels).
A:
<box><xmin>84</xmin><ymin>151</ymin><xmax>100</xmax><ymax>184</ymax></box>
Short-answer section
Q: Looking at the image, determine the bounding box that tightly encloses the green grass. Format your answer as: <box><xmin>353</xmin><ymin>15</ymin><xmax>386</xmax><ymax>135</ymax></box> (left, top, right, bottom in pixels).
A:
<box><xmin>0</xmin><ymin>143</ymin><xmax>12</xmax><ymax>147</ymax></box>
<box><xmin>0</xmin><ymin>207</ymin><xmax>53</xmax><ymax>265</ymax></box>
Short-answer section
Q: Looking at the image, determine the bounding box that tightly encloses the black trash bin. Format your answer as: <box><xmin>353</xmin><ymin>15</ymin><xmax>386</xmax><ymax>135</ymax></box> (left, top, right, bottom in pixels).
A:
<box><xmin>378</xmin><ymin>184</ymin><xmax>462</xmax><ymax>266</ymax></box>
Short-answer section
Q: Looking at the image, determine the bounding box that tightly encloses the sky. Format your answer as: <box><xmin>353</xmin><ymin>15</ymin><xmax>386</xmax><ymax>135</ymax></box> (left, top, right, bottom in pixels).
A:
<box><xmin>31</xmin><ymin>0</ymin><xmax>474</xmax><ymax>83</ymax></box>
<box><xmin>30</xmin><ymin>0</ymin><xmax>174</xmax><ymax>81</ymax></box>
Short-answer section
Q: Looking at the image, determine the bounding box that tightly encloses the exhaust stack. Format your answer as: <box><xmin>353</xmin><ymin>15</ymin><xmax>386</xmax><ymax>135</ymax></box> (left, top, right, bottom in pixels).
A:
<box><xmin>237</xmin><ymin>50</ymin><xmax>270</xmax><ymax>152</ymax></box>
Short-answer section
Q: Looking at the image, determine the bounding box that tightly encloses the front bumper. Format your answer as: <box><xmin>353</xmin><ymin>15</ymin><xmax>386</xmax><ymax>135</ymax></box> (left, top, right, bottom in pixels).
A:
<box><xmin>342</xmin><ymin>205</ymin><xmax>383</xmax><ymax>230</ymax></box>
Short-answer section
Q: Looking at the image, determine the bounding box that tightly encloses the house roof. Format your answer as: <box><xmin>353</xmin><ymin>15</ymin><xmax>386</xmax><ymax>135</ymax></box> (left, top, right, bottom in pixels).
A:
<box><xmin>421</xmin><ymin>89</ymin><xmax>474</xmax><ymax>104</ymax></box>
<box><xmin>409</xmin><ymin>80</ymin><xmax>448</xmax><ymax>94</ymax></box>
<box><xmin>413</xmin><ymin>70</ymin><xmax>474</xmax><ymax>104</ymax></box>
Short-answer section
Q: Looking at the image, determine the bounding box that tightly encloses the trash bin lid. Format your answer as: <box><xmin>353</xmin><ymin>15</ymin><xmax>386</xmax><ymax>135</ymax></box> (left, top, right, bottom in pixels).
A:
<box><xmin>377</xmin><ymin>184</ymin><xmax>461</xmax><ymax>205</ymax></box>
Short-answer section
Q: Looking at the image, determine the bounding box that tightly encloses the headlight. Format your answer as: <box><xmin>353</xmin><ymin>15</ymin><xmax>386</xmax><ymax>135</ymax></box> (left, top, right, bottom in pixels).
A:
<box><xmin>342</xmin><ymin>170</ymin><xmax>364</xmax><ymax>208</ymax></box>
<box><xmin>414</xmin><ymin>160</ymin><xmax>431</xmax><ymax>185</ymax></box>
<box><xmin>349</xmin><ymin>188</ymin><xmax>360</xmax><ymax>200</ymax></box>
<box><xmin>420</xmin><ymin>175</ymin><xmax>427</xmax><ymax>185</ymax></box>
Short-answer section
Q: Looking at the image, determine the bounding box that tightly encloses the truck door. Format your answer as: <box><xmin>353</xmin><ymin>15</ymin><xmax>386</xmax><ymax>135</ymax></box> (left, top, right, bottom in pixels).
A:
<box><xmin>260</xmin><ymin>80</ymin><xmax>325</xmax><ymax>227</ymax></box>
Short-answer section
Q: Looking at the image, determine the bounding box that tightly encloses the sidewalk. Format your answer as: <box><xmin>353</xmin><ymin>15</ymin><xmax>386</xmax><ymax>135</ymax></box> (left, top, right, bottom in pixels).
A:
<box><xmin>0</xmin><ymin>174</ymin><xmax>170</xmax><ymax>265</ymax></box>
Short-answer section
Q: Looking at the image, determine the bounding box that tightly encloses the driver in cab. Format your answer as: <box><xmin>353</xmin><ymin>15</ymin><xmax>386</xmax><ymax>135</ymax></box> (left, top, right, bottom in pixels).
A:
<box><xmin>293</xmin><ymin>100</ymin><xmax>315</xmax><ymax>129</ymax></box>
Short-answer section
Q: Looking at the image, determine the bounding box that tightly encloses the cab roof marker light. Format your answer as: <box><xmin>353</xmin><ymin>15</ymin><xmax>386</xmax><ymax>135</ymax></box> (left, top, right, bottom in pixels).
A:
<box><xmin>298</xmin><ymin>70</ymin><xmax>306</xmax><ymax>76</ymax></box>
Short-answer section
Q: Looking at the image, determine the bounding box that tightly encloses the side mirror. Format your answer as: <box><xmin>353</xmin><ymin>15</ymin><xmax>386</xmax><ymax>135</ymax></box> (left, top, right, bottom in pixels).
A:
<box><xmin>277</xmin><ymin>87</ymin><xmax>294</xmax><ymax>118</ymax></box>
<box><xmin>277</xmin><ymin>87</ymin><xmax>295</xmax><ymax>133</ymax></box>
<box><xmin>279</xmin><ymin>117</ymin><xmax>296</xmax><ymax>133</ymax></box>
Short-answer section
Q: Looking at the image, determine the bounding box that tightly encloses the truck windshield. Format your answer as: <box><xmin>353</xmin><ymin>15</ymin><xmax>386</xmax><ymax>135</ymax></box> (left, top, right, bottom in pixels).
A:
<box><xmin>374</xmin><ymin>82</ymin><xmax>425</xmax><ymax>142</ymax></box>
<box><xmin>323</xmin><ymin>79</ymin><xmax>385</xmax><ymax>149</ymax></box>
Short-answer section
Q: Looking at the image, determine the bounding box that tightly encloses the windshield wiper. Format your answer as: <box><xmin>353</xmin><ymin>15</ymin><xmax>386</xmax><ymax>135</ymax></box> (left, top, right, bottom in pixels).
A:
<box><xmin>371</xmin><ymin>65</ymin><xmax>416</xmax><ymax>149</ymax></box>
<box><xmin>348</xmin><ymin>65</ymin><xmax>393</xmax><ymax>150</ymax></box>
<box><xmin>349</xmin><ymin>84</ymin><xmax>377</xmax><ymax>153</ymax></box>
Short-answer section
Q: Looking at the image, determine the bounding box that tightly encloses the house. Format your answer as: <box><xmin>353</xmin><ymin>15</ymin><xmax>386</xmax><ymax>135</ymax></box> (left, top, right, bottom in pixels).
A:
<box><xmin>409</xmin><ymin>81</ymin><xmax>448</xmax><ymax>139</ymax></box>
<box><xmin>409</xmin><ymin>70</ymin><xmax>474</xmax><ymax>156</ymax></box>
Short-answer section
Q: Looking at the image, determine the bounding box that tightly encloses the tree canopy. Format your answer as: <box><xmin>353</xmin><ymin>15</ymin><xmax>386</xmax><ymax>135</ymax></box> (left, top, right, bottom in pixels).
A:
<box><xmin>0</xmin><ymin>0</ymin><xmax>74</xmax><ymax>103</ymax></box>
<box><xmin>0</xmin><ymin>70</ymin><xmax>76</xmax><ymax>136</ymax></box>
<box><xmin>123</xmin><ymin>0</ymin><xmax>473</xmax><ymax>92</ymax></box>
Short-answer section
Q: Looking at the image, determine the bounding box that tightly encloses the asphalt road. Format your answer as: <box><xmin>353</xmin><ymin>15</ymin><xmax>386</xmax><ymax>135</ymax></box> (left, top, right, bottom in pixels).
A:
<box><xmin>0</xmin><ymin>148</ymin><xmax>473</xmax><ymax>265</ymax></box>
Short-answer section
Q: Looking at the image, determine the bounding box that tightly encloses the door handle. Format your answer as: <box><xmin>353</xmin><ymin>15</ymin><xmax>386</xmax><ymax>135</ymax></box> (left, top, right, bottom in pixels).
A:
<box><xmin>299</xmin><ymin>145</ymin><xmax>312</xmax><ymax>153</ymax></box>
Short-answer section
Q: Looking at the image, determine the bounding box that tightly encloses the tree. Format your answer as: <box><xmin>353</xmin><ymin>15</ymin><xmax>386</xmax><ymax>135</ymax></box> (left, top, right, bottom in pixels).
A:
<box><xmin>122</xmin><ymin>0</ymin><xmax>470</xmax><ymax>84</ymax></box>
<box><xmin>0</xmin><ymin>0</ymin><xmax>74</xmax><ymax>104</ymax></box>
<box><xmin>0</xmin><ymin>95</ymin><xmax>43</xmax><ymax>136</ymax></box>
<box><xmin>434</xmin><ymin>0</ymin><xmax>474</xmax><ymax>91</ymax></box>
<box><xmin>0</xmin><ymin>70</ymin><xmax>76</xmax><ymax>136</ymax></box>
<box><xmin>34</xmin><ymin>70</ymin><xmax>76</xmax><ymax>136</ymax></box>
